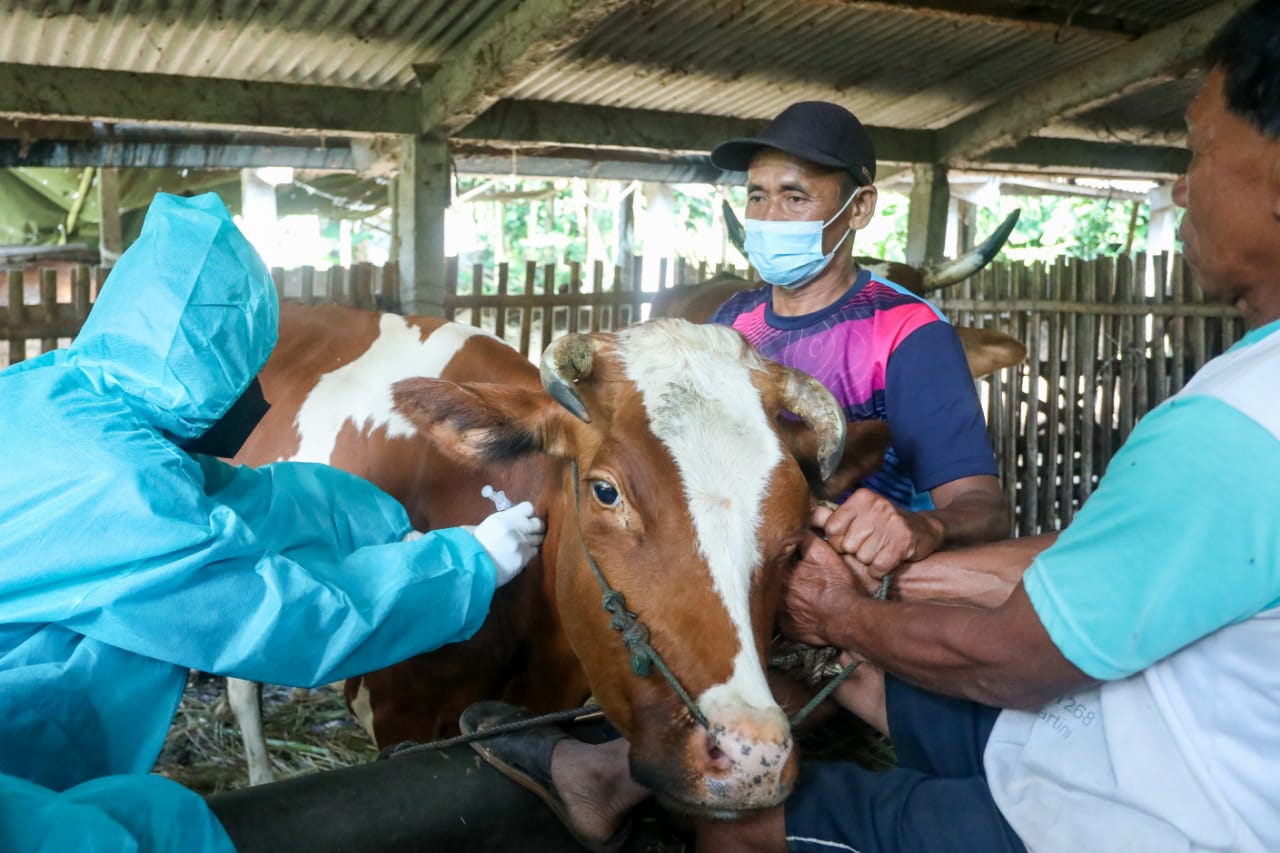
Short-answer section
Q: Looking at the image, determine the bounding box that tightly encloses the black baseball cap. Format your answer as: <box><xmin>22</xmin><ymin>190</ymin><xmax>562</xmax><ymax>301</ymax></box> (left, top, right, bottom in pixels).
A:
<box><xmin>710</xmin><ymin>101</ymin><xmax>877</xmax><ymax>186</ymax></box>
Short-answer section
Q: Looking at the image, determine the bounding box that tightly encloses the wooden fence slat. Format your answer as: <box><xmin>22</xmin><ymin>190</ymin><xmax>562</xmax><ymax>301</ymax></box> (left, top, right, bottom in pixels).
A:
<box><xmin>300</xmin><ymin>265</ymin><xmax>315</xmax><ymax>305</ymax></box>
<box><xmin>519</xmin><ymin>261</ymin><xmax>536</xmax><ymax>359</ymax></box>
<box><xmin>40</xmin><ymin>268</ymin><xmax>58</xmax><ymax>353</ymax></box>
<box><xmin>1150</xmin><ymin>253</ymin><xmax>1169</xmax><ymax>408</ymax></box>
<box><xmin>495</xmin><ymin>263</ymin><xmax>509</xmax><ymax>341</ymax></box>
<box><xmin>568</xmin><ymin>261</ymin><xmax>582</xmax><ymax>334</ymax></box>
<box><xmin>7</xmin><ymin>269</ymin><xmax>25</xmax><ymax>366</ymax></box>
<box><xmin>1060</xmin><ymin>259</ymin><xmax>1080</xmax><ymax>527</ymax></box>
<box><xmin>590</xmin><ymin>260</ymin><xmax>605</xmax><ymax>333</ymax></box>
<box><xmin>540</xmin><ymin>262</ymin><xmax>556</xmax><ymax>358</ymax></box>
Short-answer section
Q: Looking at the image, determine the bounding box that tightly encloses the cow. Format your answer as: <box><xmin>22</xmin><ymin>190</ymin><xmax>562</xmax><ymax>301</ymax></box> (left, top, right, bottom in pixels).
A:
<box><xmin>228</xmin><ymin>304</ymin><xmax>892</xmax><ymax>814</ymax></box>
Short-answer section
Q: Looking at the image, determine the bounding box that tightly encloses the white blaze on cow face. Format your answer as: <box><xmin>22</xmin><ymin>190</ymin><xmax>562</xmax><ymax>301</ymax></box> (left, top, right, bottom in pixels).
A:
<box><xmin>290</xmin><ymin>315</ymin><xmax>494</xmax><ymax>463</ymax></box>
<box><xmin>618</xmin><ymin>322</ymin><xmax>783</xmax><ymax>714</ymax></box>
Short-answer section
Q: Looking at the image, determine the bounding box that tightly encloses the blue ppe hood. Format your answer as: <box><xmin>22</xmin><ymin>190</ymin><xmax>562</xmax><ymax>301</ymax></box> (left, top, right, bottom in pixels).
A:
<box><xmin>69</xmin><ymin>191</ymin><xmax>279</xmax><ymax>441</ymax></box>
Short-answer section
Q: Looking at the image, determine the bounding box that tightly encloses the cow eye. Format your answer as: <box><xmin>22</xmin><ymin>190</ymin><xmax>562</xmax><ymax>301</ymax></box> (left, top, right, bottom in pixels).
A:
<box><xmin>591</xmin><ymin>480</ymin><xmax>620</xmax><ymax>507</ymax></box>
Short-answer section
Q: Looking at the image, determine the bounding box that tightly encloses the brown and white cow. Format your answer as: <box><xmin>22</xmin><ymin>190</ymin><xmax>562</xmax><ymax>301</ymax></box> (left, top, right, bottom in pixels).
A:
<box><xmin>231</xmin><ymin>303</ymin><xmax>889</xmax><ymax>814</ymax></box>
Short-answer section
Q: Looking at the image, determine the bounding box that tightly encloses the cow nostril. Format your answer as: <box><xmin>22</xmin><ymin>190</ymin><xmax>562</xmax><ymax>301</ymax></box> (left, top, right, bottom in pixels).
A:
<box><xmin>704</xmin><ymin>739</ymin><xmax>732</xmax><ymax>772</ymax></box>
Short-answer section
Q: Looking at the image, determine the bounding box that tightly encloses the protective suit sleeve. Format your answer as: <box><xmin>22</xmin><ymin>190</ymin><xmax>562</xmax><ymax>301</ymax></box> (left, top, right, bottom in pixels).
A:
<box><xmin>16</xmin><ymin>438</ymin><xmax>499</xmax><ymax>688</ymax></box>
<box><xmin>0</xmin><ymin>772</ymin><xmax>235</xmax><ymax>853</ymax></box>
<box><xmin>195</xmin><ymin>454</ymin><xmax>417</xmax><ymax>553</ymax></box>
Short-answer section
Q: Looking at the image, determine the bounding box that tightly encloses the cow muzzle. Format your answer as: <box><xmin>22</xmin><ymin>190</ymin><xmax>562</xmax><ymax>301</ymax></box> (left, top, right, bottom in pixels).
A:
<box><xmin>636</xmin><ymin>701</ymin><xmax>796</xmax><ymax>816</ymax></box>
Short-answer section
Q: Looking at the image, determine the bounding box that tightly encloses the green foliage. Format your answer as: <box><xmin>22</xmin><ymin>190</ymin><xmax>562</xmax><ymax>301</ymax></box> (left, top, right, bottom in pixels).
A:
<box><xmin>976</xmin><ymin>193</ymin><xmax>1149</xmax><ymax>264</ymax></box>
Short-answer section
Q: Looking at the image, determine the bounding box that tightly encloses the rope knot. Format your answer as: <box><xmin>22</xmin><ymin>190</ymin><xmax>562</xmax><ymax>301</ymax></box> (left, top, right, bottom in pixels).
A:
<box><xmin>621</xmin><ymin>623</ymin><xmax>653</xmax><ymax>676</ymax></box>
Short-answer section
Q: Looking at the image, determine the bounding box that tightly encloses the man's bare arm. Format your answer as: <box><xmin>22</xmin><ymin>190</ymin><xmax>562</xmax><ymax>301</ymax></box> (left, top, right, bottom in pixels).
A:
<box><xmin>923</xmin><ymin>474</ymin><xmax>1010</xmax><ymax>549</ymax></box>
<box><xmin>892</xmin><ymin>532</ymin><xmax>1059</xmax><ymax>608</ymax></box>
<box><xmin>782</xmin><ymin>568</ymin><xmax>1094</xmax><ymax>709</ymax></box>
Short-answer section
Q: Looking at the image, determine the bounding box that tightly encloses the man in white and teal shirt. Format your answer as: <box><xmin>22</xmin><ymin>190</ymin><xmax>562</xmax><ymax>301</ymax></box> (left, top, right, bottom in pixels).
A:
<box><xmin>691</xmin><ymin>3</ymin><xmax>1280</xmax><ymax>851</ymax></box>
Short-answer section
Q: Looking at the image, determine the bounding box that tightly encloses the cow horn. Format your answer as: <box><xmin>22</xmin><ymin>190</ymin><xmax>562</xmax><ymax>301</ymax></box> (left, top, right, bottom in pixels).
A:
<box><xmin>919</xmin><ymin>209</ymin><xmax>1020</xmax><ymax>292</ymax></box>
<box><xmin>539</xmin><ymin>333</ymin><xmax>597</xmax><ymax>422</ymax></box>
<box><xmin>722</xmin><ymin>199</ymin><xmax>748</xmax><ymax>260</ymax></box>
<box><xmin>778</xmin><ymin>368</ymin><xmax>847</xmax><ymax>482</ymax></box>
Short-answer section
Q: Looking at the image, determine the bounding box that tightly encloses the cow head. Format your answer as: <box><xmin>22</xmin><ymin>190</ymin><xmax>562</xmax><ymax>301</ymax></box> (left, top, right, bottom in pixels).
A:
<box><xmin>392</xmin><ymin>319</ymin><xmax>887</xmax><ymax>816</ymax></box>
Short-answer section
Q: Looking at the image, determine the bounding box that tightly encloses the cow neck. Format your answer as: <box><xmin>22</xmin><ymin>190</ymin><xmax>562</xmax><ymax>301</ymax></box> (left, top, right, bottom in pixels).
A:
<box><xmin>569</xmin><ymin>458</ymin><xmax>711</xmax><ymax>731</ymax></box>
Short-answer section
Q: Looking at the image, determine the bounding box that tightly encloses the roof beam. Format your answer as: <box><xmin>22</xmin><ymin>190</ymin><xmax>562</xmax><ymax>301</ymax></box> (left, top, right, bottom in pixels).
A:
<box><xmin>840</xmin><ymin>1</ymin><xmax>1150</xmax><ymax>36</ymax></box>
<box><xmin>934</xmin><ymin>0</ymin><xmax>1249</xmax><ymax>164</ymax></box>
<box><xmin>965</xmin><ymin>137</ymin><xmax>1189</xmax><ymax>179</ymax></box>
<box><xmin>0</xmin><ymin>63</ymin><xmax>417</xmax><ymax>135</ymax></box>
<box><xmin>419</xmin><ymin>0</ymin><xmax>632</xmax><ymax>136</ymax></box>
<box><xmin>459</xmin><ymin>100</ymin><xmax>937</xmax><ymax>164</ymax></box>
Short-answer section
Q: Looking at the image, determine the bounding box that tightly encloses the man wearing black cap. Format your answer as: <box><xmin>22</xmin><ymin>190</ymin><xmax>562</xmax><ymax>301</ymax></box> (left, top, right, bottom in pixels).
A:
<box><xmin>460</xmin><ymin>4</ymin><xmax>1280</xmax><ymax>848</ymax></box>
<box><xmin>709</xmin><ymin>101</ymin><xmax>1007</xmax><ymax>586</ymax></box>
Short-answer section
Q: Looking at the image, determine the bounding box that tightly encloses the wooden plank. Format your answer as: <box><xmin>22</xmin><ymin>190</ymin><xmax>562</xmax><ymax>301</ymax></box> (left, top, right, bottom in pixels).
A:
<box><xmin>1098</xmin><ymin>258</ymin><xmax>1118</xmax><ymax>476</ymax></box>
<box><xmin>999</xmin><ymin>263</ymin><xmax>1020</xmax><ymax>532</ymax></box>
<box><xmin>72</xmin><ymin>264</ymin><xmax>92</xmax><ymax>325</ymax></box>
<box><xmin>590</xmin><ymin>260</ymin><xmax>605</xmax><ymax>333</ymax></box>
<box><xmin>1079</xmin><ymin>258</ymin><xmax>1098</xmax><ymax>502</ymax></box>
<box><xmin>470</xmin><ymin>262</ymin><xmax>486</xmax><ymax>330</ymax></box>
<box><xmin>1060</xmin><ymin>258</ymin><xmax>1080</xmax><ymax>526</ymax></box>
<box><xmin>6</xmin><ymin>268</ymin><xmax>24</xmax><ymax>366</ymax></box>
<box><xmin>1130</xmin><ymin>254</ymin><xmax>1151</xmax><ymax>427</ymax></box>
<box><xmin>1021</xmin><ymin>262</ymin><xmax>1043</xmax><ymax>534</ymax></box>
<box><xmin>300</xmin><ymin>265</ymin><xmax>315</xmax><ymax>304</ymax></box>
<box><xmin>379</xmin><ymin>262</ymin><xmax>400</xmax><ymax>313</ymax></box>
<box><xmin>1170</xmin><ymin>256</ymin><xmax>1187</xmax><ymax>391</ymax></box>
<box><xmin>540</xmin><ymin>262</ymin><xmax>555</xmax><ymax>357</ymax></box>
<box><xmin>568</xmin><ymin>260</ymin><xmax>582</xmax><ymax>334</ymax></box>
<box><xmin>1150</xmin><ymin>253</ymin><xmax>1169</xmax><ymax>407</ymax></box>
<box><xmin>1190</xmin><ymin>260</ymin><xmax>1208</xmax><ymax>375</ymax></box>
<box><xmin>355</xmin><ymin>263</ymin><xmax>375</xmax><ymax>311</ymax></box>
<box><xmin>1116</xmin><ymin>256</ymin><xmax>1136</xmax><ymax>444</ymax></box>
<box><xmin>40</xmin><ymin>267</ymin><xmax>58</xmax><ymax>353</ymax></box>
<box><xmin>495</xmin><ymin>262</ymin><xmax>509</xmax><ymax>341</ymax></box>
<box><xmin>932</xmin><ymin>298</ymin><xmax>1236</xmax><ymax>317</ymax></box>
<box><xmin>1041</xmin><ymin>257</ymin><xmax>1064</xmax><ymax>529</ymax></box>
<box><xmin>519</xmin><ymin>261</ymin><xmax>536</xmax><ymax>359</ymax></box>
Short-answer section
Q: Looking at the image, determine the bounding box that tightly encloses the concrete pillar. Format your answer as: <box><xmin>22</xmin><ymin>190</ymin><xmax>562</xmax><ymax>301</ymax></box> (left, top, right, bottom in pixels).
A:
<box><xmin>905</xmin><ymin>163</ymin><xmax>950</xmax><ymax>267</ymax></box>
<box><xmin>1146</xmin><ymin>182</ymin><xmax>1178</xmax><ymax>258</ymax></box>
<box><xmin>395</xmin><ymin>134</ymin><xmax>451</xmax><ymax>317</ymax></box>
<box><xmin>240</xmin><ymin>167</ymin><xmax>291</xmax><ymax>267</ymax></box>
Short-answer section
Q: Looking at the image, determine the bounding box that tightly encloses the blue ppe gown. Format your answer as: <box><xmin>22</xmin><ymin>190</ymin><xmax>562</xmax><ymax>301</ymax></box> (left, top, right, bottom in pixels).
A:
<box><xmin>0</xmin><ymin>192</ymin><xmax>499</xmax><ymax>851</ymax></box>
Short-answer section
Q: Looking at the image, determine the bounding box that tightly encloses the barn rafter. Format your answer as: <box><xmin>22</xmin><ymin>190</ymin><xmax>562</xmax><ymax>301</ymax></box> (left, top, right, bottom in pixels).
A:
<box><xmin>0</xmin><ymin>0</ymin><xmax>1242</xmax><ymax>311</ymax></box>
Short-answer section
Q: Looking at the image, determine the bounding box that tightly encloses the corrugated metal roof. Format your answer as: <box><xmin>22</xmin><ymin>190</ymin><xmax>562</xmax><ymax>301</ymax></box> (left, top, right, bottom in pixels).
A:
<box><xmin>506</xmin><ymin>0</ymin><xmax>1125</xmax><ymax>128</ymax></box>
<box><xmin>0</xmin><ymin>0</ymin><xmax>516</xmax><ymax>89</ymax></box>
<box><xmin>0</xmin><ymin>0</ymin><xmax>1228</xmax><ymax>169</ymax></box>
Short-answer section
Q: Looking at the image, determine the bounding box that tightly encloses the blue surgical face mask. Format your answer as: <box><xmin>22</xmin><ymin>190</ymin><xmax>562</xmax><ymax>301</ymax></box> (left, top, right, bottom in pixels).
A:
<box><xmin>744</xmin><ymin>188</ymin><xmax>861</xmax><ymax>289</ymax></box>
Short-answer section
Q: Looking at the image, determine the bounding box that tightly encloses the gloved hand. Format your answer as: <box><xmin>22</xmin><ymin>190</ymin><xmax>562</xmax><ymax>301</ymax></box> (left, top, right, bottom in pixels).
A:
<box><xmin>470</xmin><ymin>501</ymin><xmax>546</xmax><ymax>587</ymax></box>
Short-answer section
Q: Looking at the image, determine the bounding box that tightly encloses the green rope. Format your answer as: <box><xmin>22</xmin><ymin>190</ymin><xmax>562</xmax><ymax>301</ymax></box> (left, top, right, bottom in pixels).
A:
<box><xmin>787</xmin><ymin>571</ymin><xmax>893</xmax><ymax>727</ymax></box>
<box><xmin>571</xmin><ymin>460</ymin><xmax>711</xmax><ymax>730</ymax></box>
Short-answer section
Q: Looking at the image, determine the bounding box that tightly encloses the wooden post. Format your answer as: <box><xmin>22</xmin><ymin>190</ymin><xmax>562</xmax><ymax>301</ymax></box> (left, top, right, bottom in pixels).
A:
<box><xmin>395</xmin><ymin>134</ymin><xmax>450</xmax><ymax>317</ymax></box>
<box><xmin>905</xmin><ymin>163</ymin><xmax>949</xmax><ymax>268</ymax></box>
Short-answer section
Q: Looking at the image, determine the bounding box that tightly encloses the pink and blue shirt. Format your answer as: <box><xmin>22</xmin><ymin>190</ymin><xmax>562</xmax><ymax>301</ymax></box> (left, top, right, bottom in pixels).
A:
<box><xmin>711</xmin><ymin>269</ymin><xmax>997</xmax><ymax>509</ymax></box>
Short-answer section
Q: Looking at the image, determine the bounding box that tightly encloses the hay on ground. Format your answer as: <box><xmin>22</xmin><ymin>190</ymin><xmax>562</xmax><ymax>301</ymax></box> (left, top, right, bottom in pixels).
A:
<box><xmin>153</xmin><ymin>671</ymin><xmax>377</xmax><ymax>795</ymax></box>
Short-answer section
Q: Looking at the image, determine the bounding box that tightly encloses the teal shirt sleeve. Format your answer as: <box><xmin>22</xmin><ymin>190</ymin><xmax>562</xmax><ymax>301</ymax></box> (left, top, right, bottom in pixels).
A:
<box><xmin>0</xmin><ymin>772</ymin><xmax>234</xmax><ymax>853</ymax></box>
<box><xmin>1024</xmin><ymin>395</ymin><xmax>1280</xmax><ymax>680</ymax></box>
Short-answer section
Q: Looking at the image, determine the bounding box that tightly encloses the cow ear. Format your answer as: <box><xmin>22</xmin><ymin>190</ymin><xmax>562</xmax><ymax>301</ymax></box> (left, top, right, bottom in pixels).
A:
<box><xmin>392</xmin><ymin>377</ymin><xmax>573</xmax><ymax>462</ymax></box>
<box><xmin>778</xmin><ymin>417</ymin><xmax>891</xmax><ymax>499</ymax></box>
